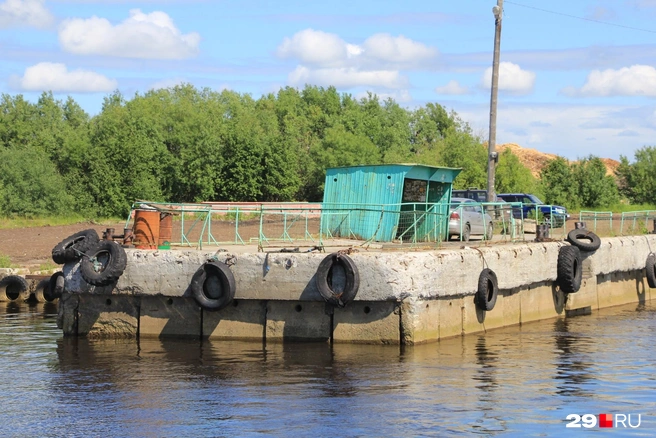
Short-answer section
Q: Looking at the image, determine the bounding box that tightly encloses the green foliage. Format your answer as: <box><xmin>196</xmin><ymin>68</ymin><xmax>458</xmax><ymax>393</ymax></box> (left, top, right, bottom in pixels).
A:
<box><xmin>436</xmin><ymin>126</ymin><xmax>487</xmax><ymax>190</ymax></box>
<box><xmin>0</xmin><ymin>147</ymin><xmax>74</xmax><ymax>216</ymax></box>
<box><xmin>572</xmin><ymin>156</ymin><xmax>619</xmax><ymax>208</ymax></box>
<box><xmin>495</xmin><ymin>148</ymin><xmax>540</xmax><ymax>195</ymax></box>
<box><xmin>0</xmin><ymin>85</ymin><xmax>640</xmax><ymax>218</ymax></box>
<box><xmin>617</xmin><ymin>146</ymin><xmax>656</xmax><ymax>205</ymax></box>
<box><xmin>540</xmin><ymin>157</ymin><xmax>580</xmax><ymax>209</ymax></box>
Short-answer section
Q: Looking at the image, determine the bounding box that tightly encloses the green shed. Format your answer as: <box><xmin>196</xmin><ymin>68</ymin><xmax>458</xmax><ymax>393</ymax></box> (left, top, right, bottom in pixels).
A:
<box><xmin>321</xmin><ymin>164</ymin><xmax>462</xmax><ymax>242</ymax></box>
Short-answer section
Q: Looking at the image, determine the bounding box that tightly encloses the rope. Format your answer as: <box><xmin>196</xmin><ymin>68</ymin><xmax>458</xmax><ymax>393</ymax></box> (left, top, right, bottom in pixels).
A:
<box><xmin>645</xmin><ymin>235</ymin><xmax>653</xmax><ymax>256</ymax></box>
<box><xmin>472</xmin><ymin>247</ymin><xmax>488</xmax><ymax>269</ymax></box>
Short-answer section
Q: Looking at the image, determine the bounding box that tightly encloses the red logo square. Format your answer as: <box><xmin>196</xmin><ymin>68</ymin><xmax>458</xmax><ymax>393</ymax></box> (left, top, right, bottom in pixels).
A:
<box><xmin>599</xmin><ymin>414</ymin><xmax>613</xmax><ymax>428</ymax></box>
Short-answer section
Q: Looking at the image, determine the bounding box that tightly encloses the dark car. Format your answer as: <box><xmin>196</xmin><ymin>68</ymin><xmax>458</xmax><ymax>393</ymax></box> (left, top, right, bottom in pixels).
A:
<box><xmin>496</xmin><ymin>193</ymin><xmax>569</xmax><ymax>226</ymax></box>
<box><xmin>451</xmin><ymin>188</ymin><xmax>490</xmax><ymax>203</ymax></box>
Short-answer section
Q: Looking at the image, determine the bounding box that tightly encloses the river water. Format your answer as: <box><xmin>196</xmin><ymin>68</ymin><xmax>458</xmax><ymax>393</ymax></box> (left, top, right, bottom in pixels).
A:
<box><xmin>1</xmin><ymin>301</ymin><xmax>654</xmax><ymax>437</ymax></box>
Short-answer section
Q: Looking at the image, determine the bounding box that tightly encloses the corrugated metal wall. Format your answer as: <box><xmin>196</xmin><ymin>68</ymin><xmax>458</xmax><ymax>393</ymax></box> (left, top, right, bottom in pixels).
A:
<box><xmin>321</xmin><ymin>164</ymin><xmax>460</xmax><ymax>242</ymax></box>
<box><xmin>323</xmin><ymin>165</ymin><xmax>407</xmax><ymax>241</ymax></box>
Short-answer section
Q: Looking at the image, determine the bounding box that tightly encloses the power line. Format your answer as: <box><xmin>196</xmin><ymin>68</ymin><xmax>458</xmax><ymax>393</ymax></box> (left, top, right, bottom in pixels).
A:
<box><xmin>505</xmin><ymin>0</ymin><xmax>656</xmax><ymax>34</ymax></box>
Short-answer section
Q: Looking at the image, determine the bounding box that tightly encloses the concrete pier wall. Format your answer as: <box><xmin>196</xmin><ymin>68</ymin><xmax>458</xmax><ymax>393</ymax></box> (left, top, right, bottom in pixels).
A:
<box><xmin>59</xmin><ymin>235</ymin><xmax>656</xmax><ymax>343</ymax></box>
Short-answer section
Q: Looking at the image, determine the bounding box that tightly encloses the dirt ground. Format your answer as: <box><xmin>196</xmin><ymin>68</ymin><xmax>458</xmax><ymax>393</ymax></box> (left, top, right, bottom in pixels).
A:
<box><xmin>0</xmin><ymin>220</ymin><xmax>265</xmax><ymax>270</ymax></box>
<box><xmin>0</xmin><ymin>215</ymin><xmax>632</xmax><ymax>271</ymax></box>
<box><xmin>0</xmin><ymin>222</ymin><xmax>125</xmax><ymax>269</ymax></box>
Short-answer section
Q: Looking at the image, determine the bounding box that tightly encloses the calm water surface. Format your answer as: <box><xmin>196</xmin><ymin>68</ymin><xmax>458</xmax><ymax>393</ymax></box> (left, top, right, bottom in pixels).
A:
<box><xmin>1</xmin><ymin>301</ymin><xmax>655</xmax><ymax>437</ymax></box>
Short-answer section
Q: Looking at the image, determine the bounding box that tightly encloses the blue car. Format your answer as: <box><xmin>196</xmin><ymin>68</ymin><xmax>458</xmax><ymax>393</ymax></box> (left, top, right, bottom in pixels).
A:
<box><xmin>496</xmin><ymin>193</ymin><xmax>569</xmax><ymax>227</ymax></box>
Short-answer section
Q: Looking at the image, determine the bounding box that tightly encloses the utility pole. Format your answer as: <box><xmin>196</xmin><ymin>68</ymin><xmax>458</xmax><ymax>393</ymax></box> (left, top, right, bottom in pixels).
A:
<box><xmin>487</xmin><ymin>0</ymin><xmax>503</xmax><ymax>202</ymax></box>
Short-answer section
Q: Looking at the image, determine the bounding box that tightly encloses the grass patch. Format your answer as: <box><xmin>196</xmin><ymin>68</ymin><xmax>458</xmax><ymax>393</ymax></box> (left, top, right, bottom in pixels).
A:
<box><xmin>0</xmin><ymin>215</ymin><xmax>125</xmax><ymax>230</ymax></box>
<box><xmin>571</xmin><ymin>203</ymin><xmax>656</xmax><ymax>214</ymax></box>
<box><xmin>37</xmin><ymin>261</ymin><xmax>58</xmax><ymax>272</ymax></box>
<box><xmin>0</xmin><ymin>253</ymin><xmax>15</xmax><ymax>269</ymax></box>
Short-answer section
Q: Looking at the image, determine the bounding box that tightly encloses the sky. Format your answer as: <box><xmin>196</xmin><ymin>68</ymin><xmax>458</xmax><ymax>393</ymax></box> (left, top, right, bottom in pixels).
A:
<box><xmin>1</xmin><ymin>0</ymin><xmax>656</xmax><ymax>161</ymax></box>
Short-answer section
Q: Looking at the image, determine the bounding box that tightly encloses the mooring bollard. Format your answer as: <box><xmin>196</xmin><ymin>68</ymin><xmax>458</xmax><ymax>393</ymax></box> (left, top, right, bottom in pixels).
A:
<box><xmin>535</xmin><ymin>224</ymin><xmax>550</xmax><ymax>242</ymax></box>
<box><xmin>574</xmin><ymin>221</ymin><xmax>587</xmax><ymax>229</ymax></box>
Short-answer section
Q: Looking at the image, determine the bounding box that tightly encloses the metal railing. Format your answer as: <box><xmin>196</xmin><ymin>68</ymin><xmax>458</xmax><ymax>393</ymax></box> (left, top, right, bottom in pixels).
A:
<box><xmin>620</xmin><ymin>211</ymin><xmax>656</xmax><ymax>235</ymax></box>
<box><xmin>578</xmin><ymin>211</ymin><xmax>613</xmax><ymax>233</ymax></box>
<box><xmin>126</xmin><ymin>201</ymin><xmax>656</xmax><ymax>251</ymax></box>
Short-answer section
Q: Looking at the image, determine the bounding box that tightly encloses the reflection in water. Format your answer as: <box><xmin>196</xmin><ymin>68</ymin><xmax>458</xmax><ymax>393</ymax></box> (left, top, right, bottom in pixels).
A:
<box><xmin>553</xmin><ymin>318</ymin><xmax>595</xmax><ymax>397</ymax></box>
<box><xmin>471</xmin><ymin>335</ymin><xmax>506</xmax><ymax>434</ymax></box>
<box><xmin>1</xmin><ymin>302</ymin><xmax>656</xmax><ymax>436</ymax></box>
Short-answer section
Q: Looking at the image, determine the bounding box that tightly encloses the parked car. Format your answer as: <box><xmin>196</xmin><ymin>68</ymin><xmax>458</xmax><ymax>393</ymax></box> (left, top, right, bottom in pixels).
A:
<box><xmin>451</xmin><ymin>188</ymin><xmax>490</xmax><ymax>203</ymax></box>
<box><xmin>448</xmin><ymin>197</ymin><xmax>494</xmax><ymax>241</ymax></box>
<box><xmin>496</xmin><ymin>193</ymin><xmax>569</xmax><ymax>226</ymax></box>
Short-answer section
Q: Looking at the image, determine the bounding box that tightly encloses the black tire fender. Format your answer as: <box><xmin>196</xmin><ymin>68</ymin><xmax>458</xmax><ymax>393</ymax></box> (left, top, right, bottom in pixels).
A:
<box><xmin>48</xmin><ymin>271</ymin><xmax>65</xmax><ymax>300</ymax></box>
<box><xmin>476</xmin><ymin>268</ymin><xmax>498</xmax><ymax>311</ymax></box>
<box><xmin>52</xmin><ymin>229</ymin><xmax>100</xmax><ymax>264</ymax></box>
<box><xmin>0</xmin><ymin>275</ymin><xmax>30</xmax><ymax>302</ymax></box>
<box><xmin>566</xmin><ymin>229</ymin><xmax>601</xmax><ymax>252</ymax></box>
<box><xmin>557</xmin><ymin>245</ymin><xmax>582</xmax><ymax>293</ymax></box>
<box><xmin>33</xmin><ymin>279</ymin><xmax>54</xmax><ymax>303</ymax></box>
<box><xmin>646</xmin><ymin>253</ymin><xmax>656</xmax><ymax>289</ymax></box>
<box><xmin>315</xmin><ymin>253</ymin><xmax>359</xmax><ymax>308</ymax></box>
<box><xmin>190</xmin><ymin>261</ymin><xmax>236</xmax><ymax>311</ymax></box>
<box><xmin>80</xmin><ymin>241</ymin><xmax>127</xmax><ymax>286</ymax></box>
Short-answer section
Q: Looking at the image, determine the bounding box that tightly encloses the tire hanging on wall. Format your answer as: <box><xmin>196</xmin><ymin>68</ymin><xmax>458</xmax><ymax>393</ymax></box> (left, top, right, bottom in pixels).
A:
<box><xmin>557</xmin><ymin>245</ymin><xmax>582</xmax><ymax>293</ymax></box>
<box><xmin>0</xmin><ymin>275</ymin><xmax>30</xmax><ymax>302</ymax></box>
<box><xmin>476</xmin><ymin>268</ymin><xmax>498</xmax><ymax>311</ymax></box>
<box><xmin>645</xmin><ymin>253</ymin><xmax>656</xmax><ymax>289</ymax></box>
<box><xmin>52</xmin><ymin>229</ymin><xmax>100</xmax><ymax>264</ymax></box>
<box><xmin>315</xmin><ymin>253</ymin><xmax>360</xmax><ymax>308</ymax></box>
<box><xmin>566</xmin><ymin>229</ymin><xmax>601</xmax><ymax>252</ymax></box>
<box><xmin>190</xmin><ymin>261</ymin><xmax>236</xmax><ymax>311</ymax></box>
<box><xmin>80</xmin><ymin>241</ymin><xmax>127</xmax><ymax>286</ymax></box>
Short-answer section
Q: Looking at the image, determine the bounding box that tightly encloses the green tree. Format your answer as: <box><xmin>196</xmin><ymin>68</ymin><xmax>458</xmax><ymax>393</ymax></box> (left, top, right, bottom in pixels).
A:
<box><xmin>307</xmin><ymin>125</ymin><xmax>381</xmax><ymax>200</ymax></box>
<box><xmin>495</xmin><ymin>148</ymin><xmax>539</xmax><ymax>195</ymax></box>
<box><xmin>616</xmin><ymin>146</ymin><xmax>656</xmax><ymax>205</ymax></box>
<box><xmin>0</xmin><ymin>147</ymin><xmax>73</xmax><ymax>216</ymax></box>
<box><xmin>572</xmin><ymin>156</ymin><xmax>619</xmax><ymax>208</ymax></box>
<box><xmin>540</xmin><ymin>157</ymin><xmax>579</xmax><ymax>209</ymax></box>
<box><xmin>436</xmin><ymin>126</ymin><xmax>487</xmax><ymax>190</ymax></box>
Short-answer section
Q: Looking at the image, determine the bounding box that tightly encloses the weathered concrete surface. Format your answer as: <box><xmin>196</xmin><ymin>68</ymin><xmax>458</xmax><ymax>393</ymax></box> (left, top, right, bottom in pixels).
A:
<box><xmin>62</xmin><ymin>236</ymin><xmax>656</xmax><ymax>304</ymax></box>
<box><xmin>265</xmin><ymin>301</ymin><xmax>331</xmax><ymax>342</ymax></box>
<box><xmin>59</xmin><ymin>235</ymin><xmax>656</xmax><ymax>343</ymax></box>
<box><xmin>333</xmin><ymin>301</ymin><xmax>400</xmax><ymax>344</ymax></box>
<box><xmin>140</xmin><ymin>296</ymin><xmax>201</xmax><ymax>338</ymax></box>
<box><xmin>204</xmin><ymin>300</ymin><xmax>266</xmax><ymax>340</ymax></box>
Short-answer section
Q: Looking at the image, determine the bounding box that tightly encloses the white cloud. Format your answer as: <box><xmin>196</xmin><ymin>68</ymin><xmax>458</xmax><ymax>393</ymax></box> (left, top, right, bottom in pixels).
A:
<box><xmin>288</xmin><ymin>66</ymin><xmax>407</xmax><ymax>89</ymax></box>
<box><xmin>58</xmin><ymin>9</ymin><xmax>200</xmax><ymax>59</ymax></box>
<box><xmin>0</xmin><ymin>0</ymin><xmax>53</xmax><ymax>28</ymax></box>
<box><xmin>452</xmin><ymin>101</ymin><xmax>654</xmax><ymax>160</ymax></box>
<box><xmin>566</xmin><ymin>65</ymin><xmax>656</xmax><ymax>97</ymax></box>
<box><xmin>361</xmin><ymin>33</ymin><xmax>437</xmax><ymax>65</ymax></box>
<box><xmin>277</xmin><ymin>28</ymin><xmax>351</xmax><ymax>67</ymax></box>
<box><xmin>12</xmin><ymin>62</ymin><xmax>117</xmax><ymax>92</ymax></box>
<box><xmin>277</xmin><ymin>29</ymin><xmax>437</xmax><ymax>68</ymax></box>
<box><xmin>481</xmin><ymin>62</ymin><xmax>535</xmax><ymax>95</ymax></box>
<box><xmin>435</xmin><ymin>80</ymin><xmax>469</xmax><ymax>95</ymax></box>
<box><xmin>278</xmin><ymin>29</ymin><xmax>435</xmax><ymax>90</ymax></box>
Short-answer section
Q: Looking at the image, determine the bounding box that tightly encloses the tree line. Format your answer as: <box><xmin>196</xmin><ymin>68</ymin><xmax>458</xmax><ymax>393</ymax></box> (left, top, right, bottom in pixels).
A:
<box><xmin>0</xmin><ymin>84</ymin><xmax>652</xmax><ymax>218</ymax></box>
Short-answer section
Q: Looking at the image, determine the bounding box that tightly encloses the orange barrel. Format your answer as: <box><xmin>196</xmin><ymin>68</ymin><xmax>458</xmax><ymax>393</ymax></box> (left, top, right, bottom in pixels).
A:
<box><xmin>158</xmin><ymin>213</ymin><xmax>172</xmax><ymax>249</ymax></box>
<box><xmin>133</xmin><ymin>209</ymin><xmax>160</xmax><ymax>249</ymax></box>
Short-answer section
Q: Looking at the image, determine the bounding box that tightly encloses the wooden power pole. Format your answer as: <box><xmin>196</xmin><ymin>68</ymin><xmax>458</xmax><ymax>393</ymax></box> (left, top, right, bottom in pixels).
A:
<box><xmin>487</xmin><ymin>0</ymin><xmax>503</xmax><ymax>202</ymax></box>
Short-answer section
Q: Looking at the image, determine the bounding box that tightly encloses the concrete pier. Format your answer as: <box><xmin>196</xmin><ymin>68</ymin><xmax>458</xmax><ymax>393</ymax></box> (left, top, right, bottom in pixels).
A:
<box><xmin>58</xmin><ymin>235</ymin><xmax>655</xmax><ymax>343</ymax></box>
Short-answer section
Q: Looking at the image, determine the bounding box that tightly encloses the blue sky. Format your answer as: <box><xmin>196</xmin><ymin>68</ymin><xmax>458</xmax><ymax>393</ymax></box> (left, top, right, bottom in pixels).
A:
<box><xmin>2</xmin><ymin>0</ymin><xmax>656</xmax><ymax>161</ymax></box>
